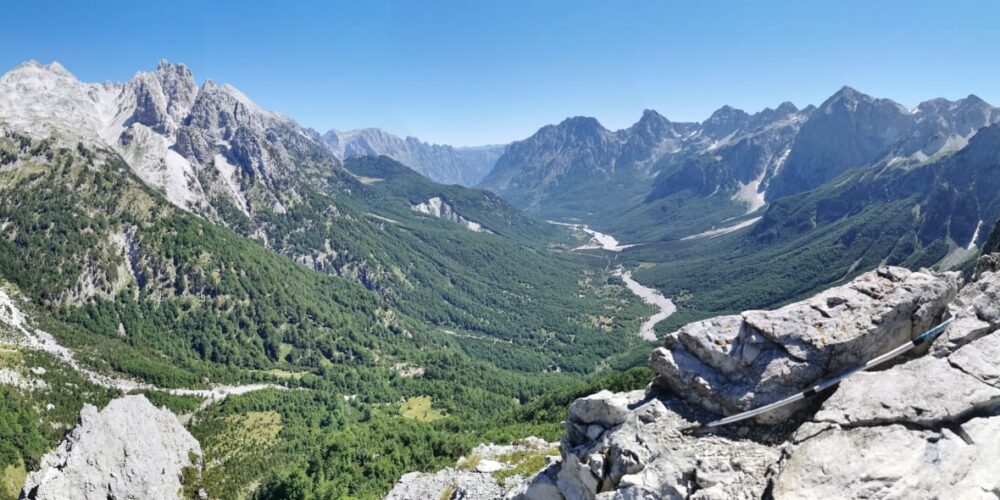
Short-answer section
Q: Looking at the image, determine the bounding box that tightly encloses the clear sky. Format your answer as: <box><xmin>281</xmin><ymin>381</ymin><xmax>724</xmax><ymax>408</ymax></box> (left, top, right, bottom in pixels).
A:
<box><xmin>4</xmin><ymin>0</ymin><xmax>999</xmax><ymax>146</ymax></box>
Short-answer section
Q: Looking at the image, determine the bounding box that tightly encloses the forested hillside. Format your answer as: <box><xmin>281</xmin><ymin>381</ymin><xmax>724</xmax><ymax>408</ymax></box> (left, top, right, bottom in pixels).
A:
<box><xmin>0</xmin><ymin>128</ymin><xmax>653</xmax><ymax>498</ymax></box>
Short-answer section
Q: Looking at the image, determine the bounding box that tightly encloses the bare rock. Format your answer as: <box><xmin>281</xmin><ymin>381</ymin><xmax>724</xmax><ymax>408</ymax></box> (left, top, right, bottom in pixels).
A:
<box><xmin>554</xmin><ymin>395</ymin><xmax>777</xmax><ymax>500</ymax></box>
<box><xmin>814</xmin><ymin>354</ymin><xmax>1000</xmax><ymax>427</ymax></box>
<box><xmin>933</xmin><ymin>267</ymin><xmax>1000</xmax><ymax>356</ymax></box>
<box><xmin>567</xmin><ymin>390</ymin><xmax>641</xmax><ymax>428</ymax></box>
<box><xmin>21</xmin><ymin>394</ymin><xmax>201</xmax><ymax>500</ymax></box>
<box><xmin>652</xmin><ymin>267</ymin><xmax>958</xmax><ymax>421</ymax></box>
<box><xmin>773</xmin><ymin>417</ymin><xmax>1000</xmax><ymax>499</ymax></box>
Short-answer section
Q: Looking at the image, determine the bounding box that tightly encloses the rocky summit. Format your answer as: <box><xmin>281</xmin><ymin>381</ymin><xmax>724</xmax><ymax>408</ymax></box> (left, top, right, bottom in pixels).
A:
<box><xmin>512</xmin><ymin>259</ymin><xmax>1000</xmax><ymax>499</ymax></box>
<box><xmin>20</xmin><ymin>395</ymin><xmax>201</xmax><ymax>500</ymax></box>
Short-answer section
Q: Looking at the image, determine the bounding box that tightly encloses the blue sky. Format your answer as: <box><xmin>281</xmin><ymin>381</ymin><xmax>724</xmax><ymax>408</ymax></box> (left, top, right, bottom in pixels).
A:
<box><xmin>4</xmin><ymin>1</ymin><xmax>999</xmax><ymax>146</ymax></box>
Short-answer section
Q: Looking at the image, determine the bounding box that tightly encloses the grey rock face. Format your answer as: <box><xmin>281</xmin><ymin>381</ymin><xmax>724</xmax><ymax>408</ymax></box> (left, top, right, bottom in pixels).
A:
<box><xmin>411</xmin><ymin>196</ymin><xmax>492</xmax><ymax>233</ymax></box>
<box><xmin>479</xmin><ymin>113</ymin><xmax>699</xmax><ymax>212</ymax></box>
<box><xmin>651</xmin><ymin>266</ymin><xmax>958</xmax><ymax>421</ymax></box>
<box><xmin>567</xmin><ymin>391</ymin><xmax>634</xmax><ymax>428</ymax></box>
<box><xmin>21</xmin><ymin>394</ymin><xmax>201</xmax><ymax>500</ymax></box>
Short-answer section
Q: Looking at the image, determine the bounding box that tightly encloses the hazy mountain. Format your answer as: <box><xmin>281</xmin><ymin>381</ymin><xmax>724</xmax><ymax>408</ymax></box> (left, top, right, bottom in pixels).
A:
<box><xmin>480</xmin><ymin>86</ymin><xmax>1000</xmax><ymax>242</ymax></box>
<box><xmin>323</xmin><ymin>128</ymin><xmax>504</xmax><ymax>186</ymax></box>
<box><xmin>478</xmin><ymin>111</ymin><xmax>698</xmax><ymax>216</ymax></box>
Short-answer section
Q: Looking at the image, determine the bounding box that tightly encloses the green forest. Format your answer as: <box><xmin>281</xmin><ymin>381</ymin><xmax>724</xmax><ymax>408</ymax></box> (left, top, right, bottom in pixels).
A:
<box><xmin>0</xmin><ymin>132</ymin><xmax>657</xmax><ymax>499</ymax></box>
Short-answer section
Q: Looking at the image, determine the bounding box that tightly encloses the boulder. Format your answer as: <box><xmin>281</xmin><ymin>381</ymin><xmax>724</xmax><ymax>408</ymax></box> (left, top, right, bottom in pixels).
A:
<box><xmin>385</xmin><ymin>437</ymin><xmax>560</xmax><ymax>500</ymax></box>
<box><xmin>21</xmin><ymin>395</ymin><xmax>201</xmax><ymax>500</ymax></box>
<box><xmin>652</xmin><ymin>267</ymin><xmax>958</xmax><ymax>421</ymax></box>
<box><xmin>567</xmin><ymin>390</ymin><xmax>636</xmax><ymax>428</ymax></box>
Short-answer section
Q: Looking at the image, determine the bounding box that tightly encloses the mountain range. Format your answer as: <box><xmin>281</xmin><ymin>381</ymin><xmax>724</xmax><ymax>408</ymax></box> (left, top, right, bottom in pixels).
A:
<box><xmin>481</xmin><ymin>87</ymin><xmax>999</xmax><ymax>229</ymax></box>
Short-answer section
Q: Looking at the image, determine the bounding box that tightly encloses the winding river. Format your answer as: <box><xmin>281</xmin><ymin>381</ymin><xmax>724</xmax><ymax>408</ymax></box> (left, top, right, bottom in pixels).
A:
<box><xmin>553</xmin><ymin>222</ymin><xmax>676</xmax><ymax>341</ymax></box>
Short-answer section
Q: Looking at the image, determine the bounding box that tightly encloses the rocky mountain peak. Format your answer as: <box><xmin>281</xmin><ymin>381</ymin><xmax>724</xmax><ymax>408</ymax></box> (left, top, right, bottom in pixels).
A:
<box><xmin>9</xmin><ymin>60</ymin><xmax>74</xmax><ymax>80</ymax></box>
<box><xmin>556</xmin><ymin>115</ymin><xmax>608</xmax><ymax>136</ymax></box>
<box><xmin>775</xmin><ymin>101</ymin><xmax>799</xmax><ymax>114</ymax></box>
<box><xmin>636</xmin><ymin>108</ymin><xmax>668</xmax><ymax>127</ymax></box>
<box><xmin>701</xmin><ymin>104</ymin><xmax>751</xmax><ymax>139</ymax></box>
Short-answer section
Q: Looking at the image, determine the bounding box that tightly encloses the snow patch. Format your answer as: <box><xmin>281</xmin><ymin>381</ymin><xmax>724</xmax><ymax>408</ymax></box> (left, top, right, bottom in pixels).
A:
<box><xmin>968</xmin><ymin>219</ymin><xmax>984</xmax><ymax>250</ymax></box>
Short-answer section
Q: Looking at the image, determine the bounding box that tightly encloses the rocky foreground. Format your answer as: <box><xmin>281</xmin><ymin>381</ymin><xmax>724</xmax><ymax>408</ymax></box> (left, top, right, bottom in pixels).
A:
<box><xmin>393</xmin><ymin>259</ymin><xmax>1000</xmax><ymax>499</ymax></box>
<box><xmin>20</xmin><ymin>395</ymin><xmax>201</xmax><ymax>500</ymax></box>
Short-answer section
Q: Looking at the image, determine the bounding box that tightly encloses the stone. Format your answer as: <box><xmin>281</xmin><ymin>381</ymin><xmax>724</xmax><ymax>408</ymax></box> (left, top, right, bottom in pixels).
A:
<box><xmin>585</xmin><ymin>424</ymin><xmax>604</xmax><ymax>441</ymax></box>
<box><xmin>773</xmin><ymin>417</ymin><xmax>1000</xmax><ymax>498</ymax></box>
<box><xmin>933</xmin><ymin>267</ymin><xmax>1000</xmax><ymax>356</ymax></box>
<box><xmin>652</xmin><ymin>267</ymin><xmax>958</xmax><ymax>421</ymax></box>
<box><xmin>476</xmin><ymin>460</ymin><xmax>504</xmax><ymax>473</ymax></box>
<box><xmin>507</xmin><ymin>462</ymin><xmax>563</xmax><ymax>500</ymax></box>
<box><xmin>554</xmin><ymin>395</ymin><xmax>777</xmax><ymax>500</ymax></box>
<box><xmin>385</xmin><ymin>437</ymin><xmax>560</xmax><ymax>500</ymax></box>
<box><xmin>21</xmin><ymin>395</ymin><xmax>201</xmax><ymax>500</ymax></box>
<box><xmin>567</xmin><ymin>390</ymin><xmax>642</xmax><ymax>428</ymax></box>
<box><xmin>814</xmin><ymin>354</ymin><xmax>1000</xmax><ymax>427</ymax></box>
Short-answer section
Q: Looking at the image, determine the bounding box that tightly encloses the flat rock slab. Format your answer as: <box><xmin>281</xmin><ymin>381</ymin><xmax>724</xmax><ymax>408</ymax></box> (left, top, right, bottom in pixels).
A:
<box><xmin>814</xmin><ymin>354</ymin><xmax>1000</xmax><ymax>427</ymax></box>
<box><xmin>773</xmin><ymin>417</ymin><xmax>1000</xmax><ymax>499</ymax></box>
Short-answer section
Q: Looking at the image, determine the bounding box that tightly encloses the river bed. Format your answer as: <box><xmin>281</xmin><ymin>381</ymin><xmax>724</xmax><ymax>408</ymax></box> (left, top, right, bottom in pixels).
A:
<box><xmin>553</xmin><ymin>222</ymin><xmax>676</xmax><ymax>341</ymax></box>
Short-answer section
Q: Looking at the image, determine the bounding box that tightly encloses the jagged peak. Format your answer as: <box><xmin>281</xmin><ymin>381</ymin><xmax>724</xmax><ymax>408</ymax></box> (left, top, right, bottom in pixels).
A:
<box><xmin>821</xmin><ymin>85</ymin><xmax>910</xmax><ymax>115</ymax></box>
<box><xmin>153</xmin><ymin>59</ymin><xmax>194</xmax><ymax>80</ymax></box>
<box><xmin>958</xmin><ymin>93</ymin><xmax>993</xmax><ymax>109</ymax></box>
<box><xmin>831</xmin><ymin>85</ymin><xmax>866</xmax><ymax>100</ymax></box>
<box><xmin>638</xmin><ymin>108</ymin><xmax>668</xmax><ymax>123</ymax></box>
<box><xmin>705</xmin><ymin>104</ymin><xmax>750</xmax><ymax>122</ymax></box>
<box><xmin>775</xmin><ymin>101</ymin><xmax>799</xmax><ymax>114</ymax></box>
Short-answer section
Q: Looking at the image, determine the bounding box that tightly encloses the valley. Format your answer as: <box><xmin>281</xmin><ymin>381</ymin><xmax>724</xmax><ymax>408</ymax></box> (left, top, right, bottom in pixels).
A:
<box><xmin>553</xmin><ymin>222</ymin><xmax>677</xmax><ymax>342</ymax></box>
<box><xmin>2</xmin><ymin>52</ymin><xmax>1000</xmax><ymax>500</ymax></box>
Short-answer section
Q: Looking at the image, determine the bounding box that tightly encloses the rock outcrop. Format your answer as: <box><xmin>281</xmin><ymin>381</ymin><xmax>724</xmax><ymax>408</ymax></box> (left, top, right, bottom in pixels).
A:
<box><xmin>385</xmin><ymin>438</ymin><xmax>558</xmax><ymax>500</ymax></box>
<box><xmin>21</xmin><ymin>395</ymin><xmax>201</xmax><ymax>500</ymax></box>
<box><xmin>516</xmin><ymin>262</ymin><xmax>1000</xmax><ymax>499</ymax></box>
<box><xmin>651</xmin><ymin>266</ymin><xmax>958</xmax><ymax>422</ymax></box>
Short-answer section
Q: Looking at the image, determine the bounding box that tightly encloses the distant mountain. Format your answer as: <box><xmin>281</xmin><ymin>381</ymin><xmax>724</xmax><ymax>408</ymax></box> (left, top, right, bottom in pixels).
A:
<box><xmin>481</xmin><ymin>87</ymin><xmax>1000</xmax><ymax>242</ymax></box>
<box><xmin>323</xmin><ymin>128</ymin><xmax>504</xmax><ymax>186</ymax></box>
<box><xmin>478</xmin><ymin>111</ymin><xmax>698</xmax><ymax>217</ymax></box>
<box><xmin>766</xmin><ymin>87</ymin><xmax>1000</xmax><ymax>199</ymax></box>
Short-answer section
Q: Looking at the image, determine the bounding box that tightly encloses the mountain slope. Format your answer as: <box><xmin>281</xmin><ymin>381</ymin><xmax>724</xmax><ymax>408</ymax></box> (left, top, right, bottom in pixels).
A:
<box><xmin>324</xmin><ymin>128</ymin><xmax>504</xmax><ymax>186</ymax></box>
<box><xmin>767</xmin><ymin>87</ymin><xmax>1000</xmax><ymax>200</ymax></box>
<box><xmin>620</xmin><ymin>122</ymin><xmax>1000</xmax><ymax>317</ymax></box>
<box><xmin>0</xmin><ymin>60</ymin><xmax>659</xmax><ymax>375</ymax></box>
<box><xmin>0</xmin><ymin>117</ymin><xmax>652</xmax><ymax>498</ymax></box>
